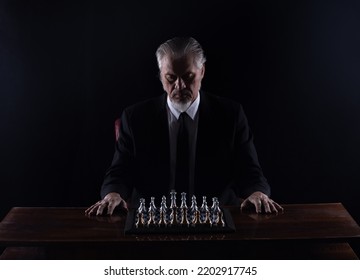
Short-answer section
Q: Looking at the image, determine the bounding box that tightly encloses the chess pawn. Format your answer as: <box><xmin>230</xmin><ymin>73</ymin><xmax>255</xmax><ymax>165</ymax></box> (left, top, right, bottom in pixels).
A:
<box><xmin>169</xmin><ymin>190</ymin><xmax>179</xmax><ymax>225</ymax></box>
<box><xmin>179</xmin><ymin>192</ymin><xmax>189</xmax><ymax>226</ymax></box>
<box><xmin>161</xmin><ymin>195</ymin><xmax>168</xmax><ymax>208</ymax></box>
<box><xmin>211</xmin><ymin>197</ymin><xmax>226</xmax><ymax>227</ymax></box>
<box><xmin>137</xmin><ymin>198</ymin><xmax>147</xmax><ymax>215</ymax></box>
<box><xmin>147</xmin><ymin>197</ymin><xmax>157</xmax><ymax>226</ymax></box>
<box><xmin>158</xmin><ymin>196</ymin><xmax>168</xmax><ymax>226</ymax></box>
<box><xmin>200</xmin><ymin>196</ymin><xmax>211</xmax><ymax>225</ymax></box>
<box><xmin>210</xmin><ymin>197</ymin><xmax>217</xmax><ymax>211</ymax></box>
<box><xmin>180</xmin><ymin>192</ymin><xmax>188</xmax><ymax>209</ymax></box>
<box><xmin>190</xmin><ymin>195</ymin><xmax>198</xmax><ymax>211</ymax></box>
<box><xmin>149</xmin><ymin>197</ymin><xmax>157</xmax><ymax>211</ymax></box>
<box><xmin>190</xmin><ymin>195</ymin><xmax>200</xmax><ymax>226</ymax></box>
<box><xmin>135</xmin><ymin>198</ymin><xmax>147</xmax><ymax>227</ymax></box>
<box><xmin>200</xmin><ymin>196</ymin><xmax>209</xmax><ymax>212</ymax></box>
<box><xmin>170</xmin><ymin>190</ymin><xmax>177</xmax><ymax>209</ymax></box>
<box><xmin>210</xmin><ymin>197</ymin><xmax>221</xmax><ymax>226</ymax></box>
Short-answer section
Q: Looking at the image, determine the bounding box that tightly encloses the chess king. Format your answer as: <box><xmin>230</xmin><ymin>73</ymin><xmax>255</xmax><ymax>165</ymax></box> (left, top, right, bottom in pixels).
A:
<box><xmin>85</xmin><ymin>36</ymin><xmax>283</xmax><ymax>216</ymax></box>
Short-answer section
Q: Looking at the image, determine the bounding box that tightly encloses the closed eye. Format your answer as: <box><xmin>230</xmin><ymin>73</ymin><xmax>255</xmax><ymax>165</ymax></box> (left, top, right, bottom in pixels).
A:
<box><xmin>183</xmin><ymin>73</ymin><xmax>194</xmax><ymax>81</ymax></box>
<box><xmin>165</xmin><ymin>74</ymin><xmax>176</xmax><ymax>83</ymax></box>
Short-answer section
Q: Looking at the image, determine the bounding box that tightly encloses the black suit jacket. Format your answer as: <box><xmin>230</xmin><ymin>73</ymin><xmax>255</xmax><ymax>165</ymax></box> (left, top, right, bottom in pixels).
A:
<box><xmin>100</xmin><ymin>91</ymin><xmax>270</xmax><ymax>206</ymax></box>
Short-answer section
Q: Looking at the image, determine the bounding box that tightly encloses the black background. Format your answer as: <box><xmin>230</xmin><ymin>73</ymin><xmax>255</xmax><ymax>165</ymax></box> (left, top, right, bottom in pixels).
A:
<box><xmin>1</xmin><ymin>0</ymin><xmax>360</xmax><ymax>255</ymax></box>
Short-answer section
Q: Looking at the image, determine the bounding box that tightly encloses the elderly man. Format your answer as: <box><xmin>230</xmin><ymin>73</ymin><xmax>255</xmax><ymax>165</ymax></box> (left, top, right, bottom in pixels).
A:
<box><xmin>86</xmin><ymin>37</ymin><xmax>283</xmax><ymax>216</ymax></box>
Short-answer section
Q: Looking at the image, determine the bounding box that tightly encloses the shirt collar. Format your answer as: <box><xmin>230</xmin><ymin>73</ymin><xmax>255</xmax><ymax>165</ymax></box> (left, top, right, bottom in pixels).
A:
<box><xmin>166</xmin><ymin>93</ymin><xmax>200</xmax><ymax>120</ymax></box>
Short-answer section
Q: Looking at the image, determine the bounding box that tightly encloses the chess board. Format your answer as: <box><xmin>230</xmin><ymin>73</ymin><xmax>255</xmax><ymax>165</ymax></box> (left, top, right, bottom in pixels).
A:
<box><xmin>124</xmin><ymin>207</ymin><xmax>236</xmax><ymax>235</ymax></box>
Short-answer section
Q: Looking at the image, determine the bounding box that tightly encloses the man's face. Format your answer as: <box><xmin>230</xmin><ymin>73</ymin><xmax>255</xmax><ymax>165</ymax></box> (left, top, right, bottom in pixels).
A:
<box><xmin>160</xmin><ymin>54</ymin><xmax>205</xmax><ymax>110</ymax></box>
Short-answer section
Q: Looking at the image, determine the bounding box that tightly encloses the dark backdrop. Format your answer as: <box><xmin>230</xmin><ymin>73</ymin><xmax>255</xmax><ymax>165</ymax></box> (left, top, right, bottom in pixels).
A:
<box><xmin>1</xmin><ymin>0</ymin><xmax>360</xmax><ymax>252</ymax></box>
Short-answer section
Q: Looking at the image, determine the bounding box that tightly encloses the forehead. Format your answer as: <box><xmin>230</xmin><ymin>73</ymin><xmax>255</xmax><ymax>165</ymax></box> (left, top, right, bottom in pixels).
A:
<box><xmin>161</xmin><ymin>54</ymin><xmax>198</xmax><ymax>74</ymax></box>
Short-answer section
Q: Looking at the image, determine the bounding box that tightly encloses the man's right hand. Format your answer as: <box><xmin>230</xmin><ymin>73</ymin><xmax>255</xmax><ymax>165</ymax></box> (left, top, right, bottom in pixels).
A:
<box><xmin>85</xmin><ymin>192</ymin><xmax>128</xmax><ymax>216</ymax></box>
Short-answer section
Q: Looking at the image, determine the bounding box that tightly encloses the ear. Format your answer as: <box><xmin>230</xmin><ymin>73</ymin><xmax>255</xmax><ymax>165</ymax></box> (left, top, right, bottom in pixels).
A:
<box><xmin>200</xmin><ymin>64</ymin><xmax>205</xmax><ymax>78</ymax></box>
<box><xmin>159</xmin><ymin>72</ymin><xmax>167</xmax><ymax>91</ymax></box>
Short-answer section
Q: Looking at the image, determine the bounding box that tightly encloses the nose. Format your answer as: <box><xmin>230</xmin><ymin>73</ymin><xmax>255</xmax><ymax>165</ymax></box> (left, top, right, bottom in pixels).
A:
<box><xmin>175</xmin><ymin>78</ymin><xmax>186</xmax><ymax>89</ymax></box>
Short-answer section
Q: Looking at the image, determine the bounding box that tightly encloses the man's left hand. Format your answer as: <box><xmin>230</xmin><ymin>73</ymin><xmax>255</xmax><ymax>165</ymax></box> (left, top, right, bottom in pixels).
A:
<box><xmin>240</xmin><ymin>191</ymin><xmax>283</xmax><ymax>214</ymax></box>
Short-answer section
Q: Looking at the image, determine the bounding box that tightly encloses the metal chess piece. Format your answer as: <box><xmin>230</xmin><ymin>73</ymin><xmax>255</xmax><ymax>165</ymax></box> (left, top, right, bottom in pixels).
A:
<box><xmin>160</xmin><ymin>195</ymin><xmax>168</xmax><ymax>212</ymax></box>
<box><xmin>200</xmin><ymin>196</ymin><xmax>212</xmax><ymax>225</ymax></box>
<box><xmin>180</xmin><ymin>192</ymin><xmax>188</xmax><ymax>209</ymax></box>
<box><xmin>211</xmin><ymin>197</ymin><xmax>217</xmax><ymax>211</ymax></box>
<box><xmin>190</xmin><ymin>195</ymin><xmax>200</xmax><ymax>226</ymax></box>
<box><xmin>210</xmin><ymin>197</ymin><xmax>220</xmax><ymax>225</ymax></box>
<box><xmin>135</xmin><ymin>198</ymin><xmax>147</xmax><ymax>227</ymax></box>
<box><xmin>180</xmin><ymin>192</ymin><xmax>189</xmax><ymax>226</ymax></box>
<box><xmin>137</xmin><ymin>198</ymin><xmax>147</xmax><ymax>214</ymax></box>
<box><xmin>170</xmin><ymin>190</ymin><xmax>177</xmax><ymax>208</ymax></box>
<box><xmin>158</xmin><ymin>195</ymin><xmax>168</xmax><ymax>226</ymax></box>
<box><xmin>200</xmin><ymin>196</ymin><xmax>209</xmax><ymax>212</ymax></box>
<box><xmin>169</xmin><ymin>190</ymin><xmax>179</xmax><ymax>225</ymax></box>
<box><xmin>147</xmin><ymin>197</ymin><xmax>157</xmax><ymax>226</ymax></box>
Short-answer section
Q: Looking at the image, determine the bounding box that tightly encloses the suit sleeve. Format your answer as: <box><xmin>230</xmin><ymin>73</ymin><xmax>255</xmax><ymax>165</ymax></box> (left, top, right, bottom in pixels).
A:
<box><xmin>231</xmin><ymin>104</ymin><xmax>271</xmax><ymax>198</ymax></box>
<box><xmin>100</xmin><ymin>109</ymin><xmax>135</xmax><ymax>200</ymax></box>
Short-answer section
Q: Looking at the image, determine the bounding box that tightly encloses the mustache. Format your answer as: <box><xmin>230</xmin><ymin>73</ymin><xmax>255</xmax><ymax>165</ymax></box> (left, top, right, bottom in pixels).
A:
<box><xmin>171</xmin><ymin>89</ymin><xmax>192</xmax><ymax>97</ymax></box>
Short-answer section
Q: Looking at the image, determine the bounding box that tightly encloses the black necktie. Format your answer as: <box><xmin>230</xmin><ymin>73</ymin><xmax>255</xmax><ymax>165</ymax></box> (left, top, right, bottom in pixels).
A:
<box><xmin>174</xmin><ymin>112</ymin><xmax>190</xmax><ymax>193</ymax></box>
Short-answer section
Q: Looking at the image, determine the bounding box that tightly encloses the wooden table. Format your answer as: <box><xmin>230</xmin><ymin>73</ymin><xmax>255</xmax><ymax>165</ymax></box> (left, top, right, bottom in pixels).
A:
<box><xmin>0</xmin><ymin>203</ymin><xmax>359</xmax><ymax>259</ymax></box>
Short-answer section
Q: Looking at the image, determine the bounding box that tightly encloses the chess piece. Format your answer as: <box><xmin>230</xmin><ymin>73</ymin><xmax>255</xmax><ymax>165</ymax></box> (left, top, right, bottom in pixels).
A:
<box><xmin>169</xmin><ymin>190</ymin><xmax>179</xmax><ymax>225</ymax></box>
<box><xmin>170</xmin><ymin>190</ymin><xmax>177</xmax><ymax>208</ymax></box>
<box><xmin>210</xmin><ymin>197</ymin><xmax>220</xmax><ymax>225</ymax></box>
<box><xmin>211</xmin><ymin>197</ymin><xmax>217</xmax><ymax>211</ymax></box>
<box><xmin>135</xmin><ymin>198</ymin><xmax>147</xmax><ymax>227</ymax></box>
<box><xmin>137</xmin><ymin>198</ymin><xmax>147</xmax><ymax>214</ymax></box>
<box><xmin>190</xmin><ymin>195</ymin><xmax>200</xmax><ymax>226</ymax></box>
<box><xmin>147</xmin><ymin>197</ymin><xmax>157</xmax><ymax>226</ymax></box>
<box><xmin>180</xmin><ymin>192</ymin><xmax>189</xmax><ymax>226</ymax></box>
<box><xmin>200</xmin><ymin>196</ymin><xmax>209</xmax><ymax>212</ymax></box>
<box><xmin>200</xmin><ymin>196</ymin><xmax>211</xmax><ymax>225</ymax></box>
<box><xmin>180</xmin><ymin>192</ymin><xmax>188</xmax><ymax>209</ymax></box>
<box><xmin>160</xmin><ymin>195</ymin><xmax>168</xmax><ymax>211</ymax></box>
<box><xmin>158</xmin><ymin>195</ymin><xmax>168</xmax><ymax>226</ymax></box>
<box><xmin>211</xmin><ymin>197</ymin><xmax>225</xmax><ymax>227</ymax></box>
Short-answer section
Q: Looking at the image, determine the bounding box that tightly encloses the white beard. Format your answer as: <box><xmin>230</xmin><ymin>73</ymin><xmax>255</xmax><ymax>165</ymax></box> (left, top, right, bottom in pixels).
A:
<box><xmin>170</xmin><ymin>99</ymin><xmax>192</xmax><ymax>113</ymax></box>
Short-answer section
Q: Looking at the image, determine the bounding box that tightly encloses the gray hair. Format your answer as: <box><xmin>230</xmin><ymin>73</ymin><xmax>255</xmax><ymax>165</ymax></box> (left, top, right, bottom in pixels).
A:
<box><xmin>155</xmin><ymin>37</ymin><xmax>206</xmax><ymax>70</ymax></box>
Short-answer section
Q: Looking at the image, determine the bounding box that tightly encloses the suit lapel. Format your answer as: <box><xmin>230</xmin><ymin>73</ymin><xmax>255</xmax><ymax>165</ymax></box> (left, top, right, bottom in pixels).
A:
<box><xmin>152</xmin><ymin>94</ymin><xmax>171</xmax><ymax>185</ymax></box>
<box><xmin>194</xmin><ymin>92</ymin><xmax>215</xmax><ymax>190</ymax></box>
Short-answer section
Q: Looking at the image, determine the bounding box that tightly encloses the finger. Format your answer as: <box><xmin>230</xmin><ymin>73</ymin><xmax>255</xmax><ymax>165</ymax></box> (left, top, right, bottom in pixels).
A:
<box><xmin>96</xmin><ymin>202</ymin><xmax>108</xmax><ymax>215</ymax></box>
<box><xmin>120</xmin><ymin>199</ymin><xmax>129</xmax><ymax>211</ymax></box>
<box><xmin>84</xmin><ymin>205</ymin><xmax>94</xmax><ymax>215</ymax></box>
<box><xmin>254</xmin><ymin>200</ymin><xmax>262</xmax><ymax>213</ymax></box>
<box><xmin>263</xmin><ymin>200</ymin><xmax>271</xmax><ymax>213</ymax></box>
<box><xmin>107</xmin><ymin>199</ymin><xmax>122</xmax><ymax>215</ymax></box>
<box><xmin>107</xmin><ymin>202</ymin><xmax>116</xmax><ymax>215</ymax></box>
<box><xmin>85</xmin><ymin>203</ymin><xmax>100</xmax><ymax>216</ymax></box>
<box><xmin>272</xmin><ymin>201</ymin><xmax>284</xmax><ymax>212</ymax></box>
<box><xmin>240</xmin><ymin>199</ymin><xmax>249</xmax><ymax>211</ymax></box>
<box><xmin>268</xmin><ymin>201</ymin><xmax>278</xmax><ymax>213</ymax></box>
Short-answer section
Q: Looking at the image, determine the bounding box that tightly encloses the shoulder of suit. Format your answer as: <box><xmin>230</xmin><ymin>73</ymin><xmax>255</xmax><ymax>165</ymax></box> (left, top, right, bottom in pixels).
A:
<box><xmin>201</xmin><ymin>91</ymin><xmax>243</xmax><ymax>112</ymax></box>
<box><xmin>122</xmin><ymin>94</ymin><xmax>165</xmax><ymax>116</ymax></box>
